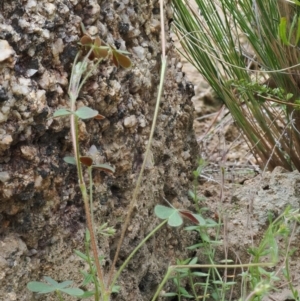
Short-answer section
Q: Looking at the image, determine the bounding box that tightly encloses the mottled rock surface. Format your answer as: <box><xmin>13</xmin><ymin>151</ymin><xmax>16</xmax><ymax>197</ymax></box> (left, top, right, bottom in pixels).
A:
<box><xmin>0</xmin><ymin>0</ymin><xmax>198</xmax><ymax>300</ymax></box>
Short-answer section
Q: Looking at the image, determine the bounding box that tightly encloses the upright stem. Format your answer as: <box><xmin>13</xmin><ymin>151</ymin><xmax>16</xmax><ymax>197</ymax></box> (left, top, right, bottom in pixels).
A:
<box><xmin>68</xmin><ymin>56</ymin><xmax>107</xmax><ymax>296</ymax></box>
<box><xmin>71</xmin><ymin>116</ymin><xmax>106</xmax><ymax>294</ymax></box>
<box><xmin>81</xmin><ymin>185</ymin><xmax>106</xmax><ymax>295</ymax></box>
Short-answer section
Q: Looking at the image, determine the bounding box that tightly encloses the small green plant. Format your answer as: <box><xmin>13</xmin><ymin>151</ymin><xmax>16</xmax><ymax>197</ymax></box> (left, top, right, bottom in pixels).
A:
<box><xmin>154</xmin><ymin>207</ymin><xmax>295</xmax><ymax>301</ymax></box>
<box><xmin>28</xmin><ymin>29</ymin><xmax>122</xmax><ymax>300</ymax></box>
<box><xmin>161</xmin><ymin>257</ymin><xmax>211</xmax><ymax>300</ymax></box>
<box><xmin>243</xmin><ymin>206</ymin><xmax>300</xmax><ymax>301</ymax></box>
<box><xmin>152</xmin><ymin>161</ymin><xmax>300</xmax><ymax>301</ymax></box>
<box><xmin>27</xmin><ymin>276</ymin><xmax>84</xmax><ymax>300</ymax></box>
<box><xmin>27</xmin><ymin>0</ymin><xmax>171</xmax><ymax>296</ymax></box>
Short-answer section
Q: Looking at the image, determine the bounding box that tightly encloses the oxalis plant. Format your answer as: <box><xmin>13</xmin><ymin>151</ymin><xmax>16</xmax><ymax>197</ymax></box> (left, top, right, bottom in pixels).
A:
<box><xmin>26</xmin><ymin>23</ymin><xmax>196</xmax><ymax>299</ymax></box>
<box><xmin>26</xmin><ymin>13</ymin><xmax>215</xmax><ymax>300</ymax></box>
<box><xmin>25</xmin><ymin>4</ymin><xmax>172</xmax><ymax>299</ymax></box>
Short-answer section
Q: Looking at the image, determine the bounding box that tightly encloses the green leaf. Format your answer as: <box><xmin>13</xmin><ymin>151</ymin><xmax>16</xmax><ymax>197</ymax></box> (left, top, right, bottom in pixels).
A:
<box><xmin>179</xmin><ymin>287</ymin><xmax>193</xmax><ymax>297</ymax></box>
<box><xmin>189</xmin><ymin>257</ymin><xmax>198</xmax><ymax>265</ymax></box>
<box><xmin>279</xmin><ymin>17</ymin><xmax>289</xmax><ymax>45</ymax></box>
<box><xmin>210</xmin><ymin>240</ymin><xmax>223</xmax><ymax>246</ymax></box>
<box><xmin>74</xmin><ymin>249</ymin><xmax>89</xmax><ymax>262</ymax></box>
<box><xmin>80</xmin><ymin>271</ymin><xmax>93</xmax><ymax>286</ymax></box>
<box><xmin>64</xmin><ymin>156</ymin><xmax>77</xmax><ymax>165</ymax></box>
<box><xmin>53</xmin><ymin>108</ymin><xmax>72</xmax><ymax>118</ymax></box>
<box><xmin>186</xmin><ymin>243</ymin><xmax>203</xmax><ymax>250</ymax></box>
<box><xmin>155</xmin><ymin>205</ymin><xmax>184</xmax><ymax>227</ymax></box>
<box><xmin>92</xmin><ymin>163</ymin><xmax>115</xmax><ymax>174</ymax></box>
<box><xmin>154</xmin><ymin>205</ymin><xmax>175</xmax><ymax>219</ymax></box>
<box><xmin>85</xmin><ymin>229</ymin><xmax>91</xmax><ymax>243</ymax></box>
<box><xmin>56</xmin><ymin>280</ymin><xmax>73</xmax><ymax>289</ymax></box>
<box><xmin>43</xmin><ymin>276</ymin><xmax>58</xmax><ymax>286</ymax></box>
<box><xmin>200</xmin><ymin>232</ymin><xmax>210</xmax><ymax>242</ymax></box>
<box><xmin>112</xmin><ymin>285</ymin><xmax>120</xmax><ymax>293</ymax></box>
<box><xmin>75</xmin><ymin>106</ymin><xmax>98</xmax><ymax>119</ymax></box>
<box><xmin>177</xmin><ymin>258</ymin><xmax>190</xmax><ymax>265</ymax></box>
<box><xmin>219</xmin><ymin>259</ymin><xmax>233</xmax><ymax>263</ymax></box>
<box><xmin>162</xmin><ymin>292</ymin><xmax>178</xmax><ymax>297</ymax></box>
<box><xmin>191</xmin><ymin>272</ymin><xmax>209</xmax><ymax>277</ymax></box>
<box><xmin>205</xmin><ymin>218</ymin><xmax>218</xmax><ymax>226</ymax></box>
<box><xmin>212</xmin><ymin>280</ymin><xmax>224</xmax><ymax>285</ymax></box>
<box><xmin>77</xmin><ymin>290</ymin><xmax>95</xmax><ymax>298</ymax></box>
<box><xmin>286</xmin><ymin>93</ymin><xmax>293</xmax><ymax>101</ymax></box>
<box><xmin>173</xmin><ymin>277</ymin><xmax>179</xmax><ymax>286</ymax></box>
<box><xmin>193</xmin><ymin>214</ymin><xmax>206</xmax><ymax>225</ymax></box>
<box><xmin>27</xmin><ymin>282</ymin><xmax>56</xmax><ymax>293</ymax></box>
<box><xmin>185</xmin><ymin>225</ymin><xmax>200</xmax><ymax>231</ymax></box>
<box><xmin>188</xmin><ymin>190</ymin><xmax>196</xmax><ymax>200</ymax></box>
<box><xmin>60</xmin><ymin>287</ymin><xmax>85</xmax><ymax>296</ymax></box>
<box><xmin>168</xmin><ymin>210</ymin><xmax>183</xmax><ymax>227</ymax></box>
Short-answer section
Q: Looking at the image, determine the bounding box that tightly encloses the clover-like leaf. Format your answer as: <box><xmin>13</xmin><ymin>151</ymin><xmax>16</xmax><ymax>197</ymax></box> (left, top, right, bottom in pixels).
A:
<box><xmin>44</xmin><ymin>276</ymin><xmax>59</xmax><ymax>286</ymax></box>
<box><xmin>59</xmin><ymin>287</ymin><xmax>85</xmax><ymax>296</ymax></box>
<box><xmin>27</xmin><ymin>281</ymin><xmax>56</xmax><ymax>294</ymax></box>
<box><xmin>111</xmin><ymin>48</ymin><xmax>132</xmax><ymax>69</ymax></box>
<box><xmin>64</xmin><ymin>156</ymin><xmax>77</xmax><ymax>165</ymax></box>
<box><xmin>53</xmin><ymin>108</ymin><xmax>72</xmax><ymax>118</ymax></box>
<box><xmin>80</xmin><ymin>156</ymin><xmax>93</xmax><ymax>166</ymax></box>
<box><xmin>27</xmin><ymin>276</ymin><xmax>84</xmax><ymax>297</ymax></box>
<box><xmin>155</xmin><ymin>205</ymin><xmax>175</xmax><ymax>219</ymax></box>
<box><xmin>92</xmin><ymin>163</ymin><xmax>115</xmax><ymax>174</ymax></box>
<box><xmin>168</xmin><ymin>210</ymin><xmax>183</xmax><ymax>227</ymax></box>
<box><xmin>155</xmin><ymin>205</ymin><xmax>183</xmax><ymax>227</ymax></box>
<box><xmin>56</xmin><ymin>280</ymin><xmax>73</xmax><ymax>289</ymax></box>
<box><xmin>75</xmin><ymin>106</ymin><xmax>98</xmax><ymax>119</ymax></box>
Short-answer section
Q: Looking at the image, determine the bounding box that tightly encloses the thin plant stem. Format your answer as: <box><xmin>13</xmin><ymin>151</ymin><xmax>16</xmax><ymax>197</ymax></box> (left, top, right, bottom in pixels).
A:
<box><xmin>188</xmin><ymin>270</ymin><xmax>199</xmax><ymax>300</ymax></box>
<box><xmin>85</xmin><ymin>233</ymin><xmax>100</xmax><ymax>300</ymax></box>
<box><xmin>68</xmin><ymin>53</ymin><xmax>106</xmax><ymax>296</ymax></box>
<box><xmin>88</xmin><ymin>167</ymin><xmax>95</xmax><ymax>227</ymax></box>
<box><xmin>80</xmin><ymin>182</ymin><xmax>106</xmax><ymax>296</ymax></box>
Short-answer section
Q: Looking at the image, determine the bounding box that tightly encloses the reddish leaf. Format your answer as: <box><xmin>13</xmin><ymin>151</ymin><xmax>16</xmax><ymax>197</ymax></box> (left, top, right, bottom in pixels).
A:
<box><xmin>93</xmin><ymin>163</ymin><xmax>115</xmax><ymax>174</ymax></box>
<box><xmin>94</xmin><ymin>114</ymin><xmax>105</xmax><ymax>120</ymax></box>
<box><xmin>80</xmin><ymin>156</ymin><xmax>93</xmax><ymax>166</ymax></box>
<box><xmin>80</xmin><ymin>35</ymin><xmax>93</xmax><ymax>46</ymax></box>
<box><xmin>93</xmin><ymin>37</ymin><xmax>109</xmax><ymax>59</ymax></box>
<box><xmin>111</xmin><ymin>52</ymin><xmax>119</xmax><ymax>67</ymax></box>
<box><xmin>179</xmin><ymin>210</ymin><xmax>200</xmax><ymax>225</ymax></box>
<box><xmin>80</xmin><ymin>35</ymin><xmax>95</xmax><ymax>59</ymax></box>
<box><xmin>112</xmin><ymin>49</ymin><xmax>132</xmax><ymax>69</ymax></box>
